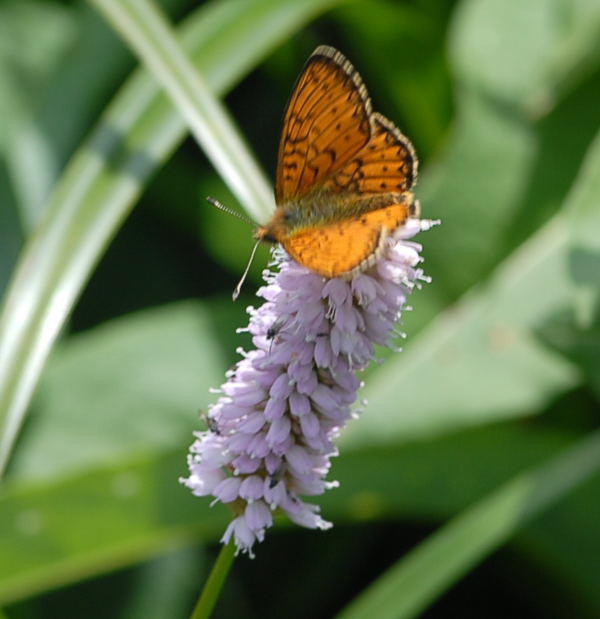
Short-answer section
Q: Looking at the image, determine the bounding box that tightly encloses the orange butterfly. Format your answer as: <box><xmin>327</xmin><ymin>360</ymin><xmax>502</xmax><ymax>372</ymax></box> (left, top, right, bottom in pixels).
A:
<box><xmin>255</xmin><ymin>45</ymin><xmax>419</xmax><ymax>279</ymax></box>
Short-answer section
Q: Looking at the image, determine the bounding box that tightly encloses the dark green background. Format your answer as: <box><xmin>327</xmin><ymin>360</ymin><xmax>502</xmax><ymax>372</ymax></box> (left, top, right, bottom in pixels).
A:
<box><xmin>0</xmin><ymin>0</ymin><xmax>599</xmax><ymax>617</ymax></box>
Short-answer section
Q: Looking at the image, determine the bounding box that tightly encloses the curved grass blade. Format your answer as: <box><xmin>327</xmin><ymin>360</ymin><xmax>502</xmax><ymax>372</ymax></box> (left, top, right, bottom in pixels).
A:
<box><xmin>0</xmin><ymin>0</ymin><xmax>341</xmax><ymax>476</ymax></box>
<box><xmin>89</xmin><ymin>0</ymin><xmax>273</xmax><ymax>224</ymax></box>
<box><xmin>337</xmin><ymin>430</ymin><xmax>600</xmax><ymax>619</ymax></box>
<box><xmin>567</xmin><ymin>131</ymin><xmax>600</xmax><ymax>326</ymax></box>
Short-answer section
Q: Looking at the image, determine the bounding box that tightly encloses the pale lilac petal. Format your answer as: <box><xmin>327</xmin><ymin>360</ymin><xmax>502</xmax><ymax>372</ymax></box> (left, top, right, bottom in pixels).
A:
<box><xmin>288</xmin><ymin>505</ymin><xmax>333</xmax><ymax>530</ymax></box>
<box><xmin>245</xmin><ymin>500</ymin><xmax>273</xmax><ymax>532</ymax></box>
<box><xmin>264</xmin><ymin>397</ymin><xmax>287</xmax><ymax>420</ymax></box>
<box><xmin>232</xmin><ymin>454</ymin><xmax>261</xmax><ymax>474</ymax></box>
<box><xmin>311</xmin><ymin>384</ymin><xmax>338</xmax><ymax>410</ymax></box>
<box><xmin>238</xmin><ymin>412</ymin><xmax>266</xmax><ymax>434</ymax></box>
<box><xmin>269</xmin><ymin>373</ymin><xmax>294</xmax><ymax>399</ymax></box>
<box><xmin>264</xmin><ymin>453</ymin><xmax>282</xmax><ymax>475</ymax></box>
<box><xmin>299</xmin><ymin>412</ymin><xmax>320</xmax><ymax>438</ymax></box>
<box><xmin>239</xmin><ymin>475</ymin><xmax>264</xmax><ymax>501</ymax></box>
<box><xmin>221</xmin><ymin>516</ymin><xmax>256</xmax><ymax>557</ymax></box>
<box><xmin>286</xmin><ymin>445</ymin><xmax>313</xmax><ymax>475</ymax></box>
<box><xmin>180</xmin><ymin>468</ymin><xmax>225</xmax><ymax>496</ymax></box>
<box><xmin>263</xmin><ymin>478</ymin><xmax>287</xmax><ymax>508</ymax></box>
<box><xmin>213</xmin><ymin>477</ymin><xmax>242</xmax><ymax>503</ymax></box>
<box><xmin>266</xmin><ymin>416</ymin><xmax>292</xmax><ymax>446</ymax></box>
<box><xmin>289</xmin><ymin>391</ymin><xmax>310</xmax><ymax>417</ymax></box>
<box><xmin>295</xmin><ymin>368</ymin><xmax>318</xmax><ymax>395</ymax></box>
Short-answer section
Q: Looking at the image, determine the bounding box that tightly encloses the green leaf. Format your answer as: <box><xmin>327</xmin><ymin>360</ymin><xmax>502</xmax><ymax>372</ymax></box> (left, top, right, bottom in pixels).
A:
<box><xmin>0</xmin><ymin>0</ymin><xmax>342</xmax><ymax>476</ymax></box>
<box><xmin>421</xmin><ymin>0</ymin><xmax>600</xmax><ymax>301</ymax></box>
<box><xmin>0</xmin><ymin>168</ymin><xmax>22</xmax><ymax>299</ymax></box>
<box><xmin>0</xmin><ymin>449</ymin><xmax>230</xmax><ymax>605</ymax></box>
<box><xmin>9</xmin><ymin>302</ymin><xmax>226</xmax><ymax>481</ymax></box>
<box><xmin>537</xmin><ymin>309</ymin><xmax>600</xmax><ymax>398</ymax></box>
<box><xmin>344</xmin><ymin>127</ymin><xmax>600</xmax><ymax>448</ymax></box>
<box><xmin>516</xmin><ymin>468</ymin><xmax>600</xmax><ymax>617</ymax></box>
<box><xmin>336</xmin><ymin>430</ymin><xmax>600</xmax><ymax>619</ymax></box>
<box><xmin>344</xmin><ymin>216</ymin><xmax>580</xmax><ymax>448</ymax></box>
<box><xmin>450</xmin><ymin>0</ymin><xmax>600</xmax><ymax>112</ymax></box>
<box><xmin>0</xmin><ymin>420</ymin><xmax>581</xmax><ymax>605</ymax></box>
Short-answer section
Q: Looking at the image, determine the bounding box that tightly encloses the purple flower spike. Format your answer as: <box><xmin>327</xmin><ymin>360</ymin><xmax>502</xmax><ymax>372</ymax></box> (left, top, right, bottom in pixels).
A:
<box><xmin>181</xmin><ymin>218</ymin><xmax>437</xmax><ymax>556</ymax></box>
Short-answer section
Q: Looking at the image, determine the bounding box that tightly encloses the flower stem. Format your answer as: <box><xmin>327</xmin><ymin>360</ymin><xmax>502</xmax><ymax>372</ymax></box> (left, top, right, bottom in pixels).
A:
<box><xmin>190</xmin><ymin>541</ymin><xmax>236</xmax><ymax>619</ymax></box>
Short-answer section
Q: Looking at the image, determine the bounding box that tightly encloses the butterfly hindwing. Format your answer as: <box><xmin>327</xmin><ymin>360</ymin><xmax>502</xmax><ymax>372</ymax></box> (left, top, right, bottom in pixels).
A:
<box><xmin>282</xmin><ymin>202</ymin><xmax>409</xmax><ymax>277</ymax></box>
<box><xmin>327</xmin><ymin>113</ymin><xmax>417</xmax><ymax>195</ymax></box>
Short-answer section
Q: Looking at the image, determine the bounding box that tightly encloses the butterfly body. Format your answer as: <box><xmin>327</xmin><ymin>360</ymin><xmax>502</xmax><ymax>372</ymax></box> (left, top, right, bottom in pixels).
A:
<box><xmin>257</xmin><ymin>46</ymin><xmax>419</xmax><ymax>279</ymax></box>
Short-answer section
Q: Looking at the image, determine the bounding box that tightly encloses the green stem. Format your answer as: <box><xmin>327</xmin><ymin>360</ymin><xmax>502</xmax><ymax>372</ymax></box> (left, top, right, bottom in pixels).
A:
<box><xmin>190</xmin><ymin>541</ymin><xmax>236</xmax><ymax>619</ymax></box>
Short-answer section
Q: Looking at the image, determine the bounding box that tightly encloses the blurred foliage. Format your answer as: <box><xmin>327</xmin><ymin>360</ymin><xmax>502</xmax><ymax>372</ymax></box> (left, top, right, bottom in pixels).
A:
<box><xmin>0</xmin><ymin>0</ymin><xmax>599</xmax><ymax>618</ymax></box>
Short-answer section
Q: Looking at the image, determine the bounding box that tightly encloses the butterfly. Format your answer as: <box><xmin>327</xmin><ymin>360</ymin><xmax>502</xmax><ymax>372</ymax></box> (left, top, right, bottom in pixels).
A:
<box><xmin>254</xmin><ymin>45</ymin><xmax>419</xmax><ymax>279</ymax></box>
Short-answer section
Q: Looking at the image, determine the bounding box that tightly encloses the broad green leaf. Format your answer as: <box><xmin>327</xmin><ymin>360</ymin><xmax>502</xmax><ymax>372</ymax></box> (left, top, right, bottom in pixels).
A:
<box><xmin>0</xmin><ymin>422</ymin><xmax>586</xmax><ymax>605</ymax></box>
<box><xmin>0</xmin><ymin>449</ymin><xmax>230</xmax><ymax>605</ymax></box>
<box><xmin>450</xmin><ymin>0</ymin><xmax>600</xmax><ymax>112</ymax></box>
<box><xmin>421</xmin><ymin>0</ymin><xmax>600</xmax><ymax>301</ymax></box>
<box><xmin>336</xmin><ymin>430</ymin><xmax>600</xmax><ymax>619</ymax></box>
<box><xmin>516</xmin><ymin>468</ymin><xmax>600</xmax><ymax>617</ymax></box>
<box><xmin>344</xmin><ymin>216</ymin><xmax>580</xmax><ymax>447</ymax></box>
<box><xmin>537</xmin><ymin>310</ymin><xmax>600</xmax><ymax>399</ymax></box>
<box><xmin>535</xmin><ymin>132</ymin><xmax>600</xmax><ymax>397</ymax></box>
<box><xmin>0</xmin><ymin>0</ymin><xmax>342</xmax><ymax>476</ymax></box>
<box><xmin>418</xmin><ymin>91</ymin><xmax>536</xmax><ymax>297</ymax></box>
<box><xmin>344</xmin><ymin>127</ymin><xmax>600</xmax><ymax>448</ymax></box>
<box><xmin>8</xmin><ymin>302</ymin><xmax>226</xmax><ymax>481</ymax></box>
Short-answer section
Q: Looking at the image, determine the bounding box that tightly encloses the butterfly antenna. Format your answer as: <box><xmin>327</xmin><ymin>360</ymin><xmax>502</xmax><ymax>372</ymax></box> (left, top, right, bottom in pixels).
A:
<box><xmin>232</xmin><ymin>239</ymin><xmax>261</xmax><ymax>301</ymax></box>
<box><xmin>206</xmin><ymin>196</ymin><xmax>256</xmax><ymax>227</ymax></box>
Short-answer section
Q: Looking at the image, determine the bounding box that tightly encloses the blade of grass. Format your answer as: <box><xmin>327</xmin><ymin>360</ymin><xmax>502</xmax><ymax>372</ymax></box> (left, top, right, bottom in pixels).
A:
<box><xmin>0</xmin><ymin>0</ymin><xmax>341</xmax><ymax>477</ymax></box>
<box><xmin>567</xmin><ymin>130</ymin><xmax>600</xmax><ymax>327</ymax></box>
<box><xmin>89</xmin><ymin>0</ymin><xmax>273</xmax><ymax>224</ymax></box>
<box><xmin>337</xmin><ymin>430</ymin><xmax>600</xmax><ymax>619</ymax></box>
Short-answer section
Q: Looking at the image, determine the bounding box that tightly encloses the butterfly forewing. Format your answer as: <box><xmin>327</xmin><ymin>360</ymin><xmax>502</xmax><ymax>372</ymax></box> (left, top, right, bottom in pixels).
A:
<box><xmin>275</xmin><ymin>46</ymin><xmax>372</xmax><ymax>203</ymax></box>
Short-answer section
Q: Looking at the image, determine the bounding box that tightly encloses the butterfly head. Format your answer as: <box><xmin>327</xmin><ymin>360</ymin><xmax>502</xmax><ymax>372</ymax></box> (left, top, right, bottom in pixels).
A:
<box><xmin>254</xmin><ymin>206</ymin><xmax>297</xmax><ymax>244</ymax></box>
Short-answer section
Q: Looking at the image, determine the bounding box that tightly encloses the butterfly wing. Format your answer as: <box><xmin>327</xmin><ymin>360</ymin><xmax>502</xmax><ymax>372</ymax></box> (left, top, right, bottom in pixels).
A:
<box><xmin>283</xmin><ymin>202</ymin><xmax>409</xmax><ymax>278</ymax></box>
<box><xmin>276</xmin><ymin>46</ymin><xmax>417</xmax><ymax>205</ymax></box>
<box><xmin>326</xmin><ymin>112</ymin><xmax>417</xmax><ymax>195</ymax></box>
<box><xmin>275</xmin><ymin>46</ymin><xmax>372</xmax><ymax>203</ymax></box>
